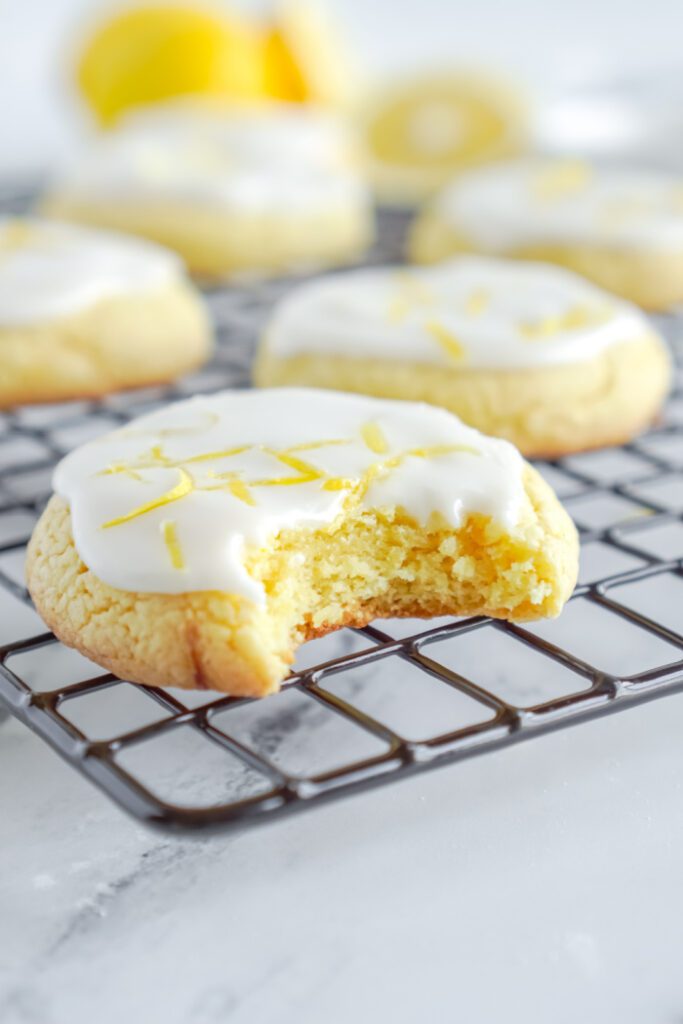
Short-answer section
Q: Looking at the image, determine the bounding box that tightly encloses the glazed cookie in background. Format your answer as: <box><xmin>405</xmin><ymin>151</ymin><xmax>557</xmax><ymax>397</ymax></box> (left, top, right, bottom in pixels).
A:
<box><xmin>254</xmin><ymin>257</ymin><xmax>671</xmax><ymax>457</ymax></box>
<box><xmin>42</xmin><ymin>101</ymin><xmax>374</xmax><ymax>279</ymax></box>
<box><xmin>360</xmin><ymin>73</ymin><xmax>527</xmax><ymax>205</ymax></box>
<box><xmin>0</xmin><ymin>218</ymin><xmax>211</xmax><ymax>408</ymax></box>
<box><xmin>27</xmin><ymin>389</ymin><xmax>578</xmax><ymax>696</ymax></box>
<box><xmin>409</xmin><ymin>158</ymin><xmax>683</xmax><ymax>310</ymax></box>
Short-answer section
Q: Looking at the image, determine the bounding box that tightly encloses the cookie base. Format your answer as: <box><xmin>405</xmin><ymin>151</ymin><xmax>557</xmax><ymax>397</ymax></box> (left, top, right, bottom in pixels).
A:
<box><xmin>0</xmin><ymin>281</ymin><xmax>212</xmax><ymax>408</ymax></box>
<box><xmin>254</xmin><ymin>334</ymin><xmax>671</xmax><ymax>458</ymax></box>
<box><xmin>27</xmin><ymin>468</ymin><xmax>578</xmax><ymax>697</ymax></box>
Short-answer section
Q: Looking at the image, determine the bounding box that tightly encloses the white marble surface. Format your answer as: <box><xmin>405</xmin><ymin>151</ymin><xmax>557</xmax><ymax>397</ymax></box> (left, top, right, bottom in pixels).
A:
<box><xmin>2</xmin><ymin>679</ymin><xmax>683</xmax><ymax>1024</ymax></box>
<box><xmin>1</xmin><ymin>397</ymin><xmax>683</xmax><ymax>1023</ymax></box>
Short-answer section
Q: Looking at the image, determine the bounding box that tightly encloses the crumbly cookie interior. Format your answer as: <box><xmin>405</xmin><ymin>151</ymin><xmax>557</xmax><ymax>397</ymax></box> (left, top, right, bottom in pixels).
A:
<box><xmin>245</xmin><ymin>481</ymin><xmax>574</xmax><ymax>686</ymax></box>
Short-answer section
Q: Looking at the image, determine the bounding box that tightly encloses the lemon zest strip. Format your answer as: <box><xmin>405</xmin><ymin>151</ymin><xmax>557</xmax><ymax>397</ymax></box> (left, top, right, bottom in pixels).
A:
<box><xmin>283</xmin><ymin>438</ymin><xmax>351</xmax><ymax>453</ymax></box>
<box><xmin>183</xmin><ymin>445</ymin><xmax>251</xmax><ymax>465</ymax></box>
<box><xmin>227</xmin><ymin>479</ymin><xmax>256</xmax><ymax>506</ymax></box>
<box><xmin>424</xmin><ymin>320</ymin><xmax>466</xmax><ymax>362</ymax></box>
<box><xmin>520</xmin><ymin>304</ymin><xmax>612</xmax><ymax>340</ymax></box>
<box><xmin>102</xmin><ymin>468</ymin><xmax>194</xmax><ymax>529</ymax></box>
<box><xmin>409</xmin><ymin>444</ymin><xmax>480</xmax><ymax>458</ymax></box>
<box><xmin>160</xmin><ymin>519</ymin><xmax>185</xmax><ymax>570</ymax></box>
<box><xmin>361</xmin><ymin>421</ymin><xmax>389</xmax><ymax>454</ymax></box>
<box><xmin>322</xmin><ymin>477</ymin><xmax>354</xmax><ymax>491</ymax></box>
<box><xmin>250</xmin><ymin>449</ymin><xmax>324</xmax><ymax>487</ymax></box>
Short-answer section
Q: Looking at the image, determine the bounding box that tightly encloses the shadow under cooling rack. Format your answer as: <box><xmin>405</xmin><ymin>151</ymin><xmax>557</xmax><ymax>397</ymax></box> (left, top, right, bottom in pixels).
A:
<box><xmin>0</xmin><ymin>193</ymin><xmax>683</xmax><ymax>833</ymax></box>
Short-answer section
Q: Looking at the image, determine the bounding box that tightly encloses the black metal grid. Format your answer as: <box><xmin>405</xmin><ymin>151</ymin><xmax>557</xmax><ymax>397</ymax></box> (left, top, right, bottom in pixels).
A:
<box><xmin>1</xmin><ymin>185</ymin><xmax>683</xmax><ymax>834</ymax></box>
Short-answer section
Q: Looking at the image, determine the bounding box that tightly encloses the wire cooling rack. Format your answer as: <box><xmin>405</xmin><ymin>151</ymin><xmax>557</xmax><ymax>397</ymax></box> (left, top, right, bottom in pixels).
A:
<box><xmin>1</xmin><ymin>186</ymin><xmax>683</xmax><ymax>834</ymax></box>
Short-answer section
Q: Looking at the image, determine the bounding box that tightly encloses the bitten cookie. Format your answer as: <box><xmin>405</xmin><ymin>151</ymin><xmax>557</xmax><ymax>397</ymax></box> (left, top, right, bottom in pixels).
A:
<box><xmin>409</xmin><ymin>158</ymin><xmax>683</xmax><ymax>310</ymax></box>
<box><xmin>0</xmin><ymin>217</ymin><xmax>211</xmax><ymax>407</ymax></box>
<box><xmin>27</xmin><ymin>389</ymin><xmax>578</xmax><ymax>697</ymax></box>
<box><xmin>254</xmin><ymin>257</ymin><xmax>671</xmax><ymax>457</ymax></box>
<box><xmin>42</xmin><ymin>101</ymin><xmax>374</xmax><ymax>279</ymax></box>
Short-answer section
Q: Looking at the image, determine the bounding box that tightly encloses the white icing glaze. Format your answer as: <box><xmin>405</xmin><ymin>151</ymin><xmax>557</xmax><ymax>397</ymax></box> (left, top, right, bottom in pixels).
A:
<box><xmin>53</xmin><ymin>102</ymin><xmax>368</xmax><ymax>215</ymax></box>
<box><xmin>0</xmin><ymin>218</ymin><xmax>181</xmax><ymax>326</ymax></box>
<box><xmin>53</xmin><ymin>388</ymin><xmax>526</xmax><ymax>601</ymax></box>
<box><xmin>434</xmin><ymin>158</ymin><xmax>683</xmax><ymax>252</ymax></box>
<box><xmin>120</xmin><ymin>100</ymin><xmax>356</xmax><ymax>169</ymax></box>
<box><xmin>264</xmin><ymin>256</ymin><xmax>648</xmax><ymax>370</ymax></box>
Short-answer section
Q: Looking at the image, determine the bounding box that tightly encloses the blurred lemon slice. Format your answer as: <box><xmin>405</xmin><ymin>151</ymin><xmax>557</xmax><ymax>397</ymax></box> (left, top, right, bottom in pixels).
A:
<box><xmin>264</xmin><ymin>0</ymin><xmax>360</xmax><ymax>106</ymax></box>
<box><xmin>362</xmin><ymin>73</ymin><xmax>527</xmax><ymax>204</ymax></box>
<box><xmin>77</xmin><ymin>5</ymin><xmax>266</xmax><ymax>127</ymax></box>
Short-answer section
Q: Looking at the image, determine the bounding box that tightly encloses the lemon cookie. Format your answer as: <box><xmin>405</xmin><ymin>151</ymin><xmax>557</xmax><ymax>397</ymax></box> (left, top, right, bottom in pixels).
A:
<box><xmin>409</xmin><ymin>158</ymin><xmax>683</xmax><ymax>310</ymax></box>
<box><xmin>27</xmin><ymin>389</ymin><xmax>578</xmax><ymax>697</ymax></box>
<box><xmin>254</xmin><ymin>257</ymin><xmax>670</xmax><ymax>457</ymax></box>
<box><xmin>361</xmin><ymin>73</ymin><xmax>526</xmax><ymax>204</ymax></box>
<box><xmin>0</xmin><ymin>218</ymin><xmax>211</xmax><ymax>408</ymax></box>
<box><xmin>42</xmin><ymin>101</ymin><xmax>374</xmax><ymax>279</ymax></box>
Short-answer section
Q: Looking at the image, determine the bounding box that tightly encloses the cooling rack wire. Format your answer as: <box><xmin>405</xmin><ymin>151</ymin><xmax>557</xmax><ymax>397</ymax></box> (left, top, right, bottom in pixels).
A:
<box><xmin>1</xmin><ymin>186</ymin><xmax>682</xmax><ymax>833</ymax></box>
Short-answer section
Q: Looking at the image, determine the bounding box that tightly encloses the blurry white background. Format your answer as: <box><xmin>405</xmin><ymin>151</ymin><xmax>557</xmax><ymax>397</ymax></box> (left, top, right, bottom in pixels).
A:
<box><xmin>3</xmin><ymin>6</ymin><xmax>683</xmax><ymax>1023</ymax></box>
<box><xmin>2</xmin><ymin>0</ymin><xmax>683</xmax><ymax>178</ymax></box>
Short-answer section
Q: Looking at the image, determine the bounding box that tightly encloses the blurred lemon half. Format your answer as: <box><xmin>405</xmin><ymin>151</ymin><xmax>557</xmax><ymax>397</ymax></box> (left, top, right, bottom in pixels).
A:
<box><xmin>264</xmin><ymin>0</ymin><xmax>360</xmax><ymax>106</ymax></box>
<box><xmin>77</xmin><ymin>5</ymin><xmax>266</xmax><ymax>127</ymax></box>
<box><xmin>362</xmin><ymin>73</ymin><xmax>527</xmax><ymax>204</ymax></box>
